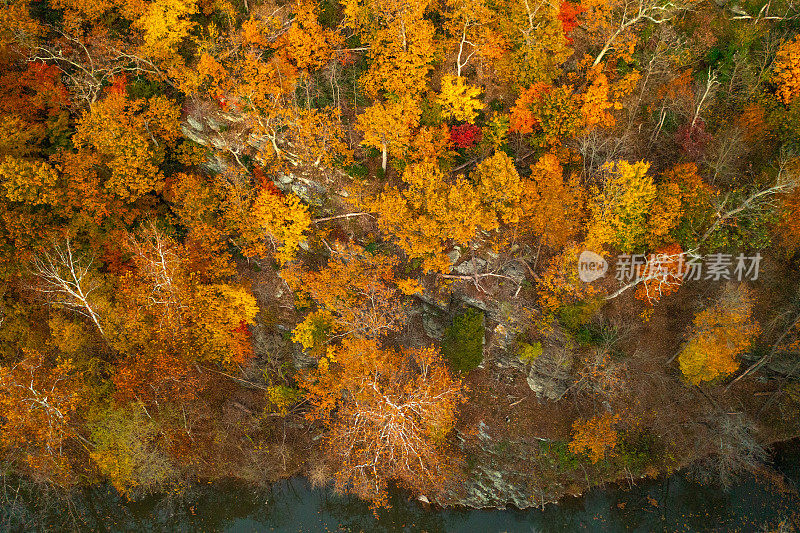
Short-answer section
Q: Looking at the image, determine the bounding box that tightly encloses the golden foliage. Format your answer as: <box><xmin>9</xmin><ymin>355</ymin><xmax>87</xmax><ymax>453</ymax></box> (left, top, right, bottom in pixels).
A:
<box><xmin>244</xmin><ymin>188</ymin><xmax>311</xmax><ymax>264</ymax></box>
<box><xmin>72</xmin><ymin>92</ymin><xmax>181</xmax><ymax>202</ymax></box>
<box><xmin>275</xmin><ymin>0</ymin><xmax>342</xmax><ymax>71</ymax></box>
<box><xmin>367</xmin><ymin>153</ymin><xmax>522</xmax><ymax>273</ymax></box>
<box><xmin>436</xmin><ymin>75</ymin><xmax>485</xmax><ymax>124</ymax></box>
<box><xmin>522</xmin><ymin>152</ymin><xmax>584</xmax><ymax>248</ymax></box>
<box><xmin>284</xmin><ymin>242</ymin><xmax>409</xmax><ymax>339</ymax></box>
<box><xmin>0</xmin><ymin>156</ymin><xmax>60</xmax><ymax>205</ymax></box>
<box><xmin>586</xmin><ymin>160</ymin><xmax>656</xmax><ymax>252</ymax></box>
<box><xmin>581</xmin><ymin>65</ymin><xmax>616</xmax><ymax>129</ymax></box>
<box><xmin>356</xmin><ymin>97</ymin><xmax>421</xmax><ymax>160</ymax></box>
<box><xmin>188</xmin><ymin>283</ymin><xmax>258</xmax><ymax>366</ymax></box>
<box><xmin>679</xmin><ymin>284</ymin><xmax>759</xmax><ymax>385</ymax></box>
<box><xmin>347</xmin><ymin>0</ymin><xmax>436</xmax><ymax>97</ymax></box>
<box><xmin>134</xmin><ymin>0</ymin><xmax>198</xmax><ymax>63</ymax></box>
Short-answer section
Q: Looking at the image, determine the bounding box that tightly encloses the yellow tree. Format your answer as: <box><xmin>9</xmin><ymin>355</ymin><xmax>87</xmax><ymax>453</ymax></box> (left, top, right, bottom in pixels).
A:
<box><xmin>274</xmin><ymin>0</ymin><xmax>343</xmax><ymax>72</ymax></box>
<box><xmin>187</xmin><ymin>284</ymin><xmax>259</xmax><ymax>367</ymax></box>
<box><xmin>581</xmin><ymin>64</ymin><xmax>617</xmax><ymax>129</ymax></box>
<box><xmin>679</xmin><ymin>284</ymin><xmax>760</xmax><ymax>385</ymax></box>
<box><xmin>248</xmin><ymin>188</ymin><xmax>311</xmax><ymax>264</ymax></box>
<box><xmin>366</xmin><ymin>151</ymin><xmax>528</xmax><ymax>273</ymax></box>
<box><xmin>436</xmin><ymin>74</ymin><xmax>485</xmax><ymax>124</ymax></box>
<box><xmin>586</xmin><ymin>160</ymin><xmax>656</xmax><ymax>252</ymax></box>
<box><xmin>356</xmin><ymin>97</ymin><xmax>421</xmax><ymax>171</ymax></box>
<box><xmin>473</xmin><ymin>151</ymin><xmax>524</xmax><ymax>226</ymax></box>
<box><xmin>344</xmin><ymin>0</ymin><xmax>436</xmax><ymax>98</ymax></box>
<box><xmin>219</xmin><ymin>171</ymin><xmax>312</xmax><ymax>265</ymax></box>
<box><xmin>367</xmin><ymin>156</ymin><xmax>508</xmax><ymax>273</ymax></box>
<box><xmin>491</xmin><ymin>0</ymin><xmax>573</xmax><ymax>86</ymax></box>
<box><xmin>134</xmin><ymin>0</ymin><xmax>198</xmax><ymax>66</ymax></box>
<box><xmin>0</xmin><ymin>157</ymin><xmax>60</xmax><ymax>206</ymax></box>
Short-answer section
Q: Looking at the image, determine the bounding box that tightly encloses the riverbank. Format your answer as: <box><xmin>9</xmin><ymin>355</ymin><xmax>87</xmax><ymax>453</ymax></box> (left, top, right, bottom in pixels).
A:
<box><xmin>3</xmin><ymin>439</ymin><xmax>799</xmax><ymax>532</ymax></box>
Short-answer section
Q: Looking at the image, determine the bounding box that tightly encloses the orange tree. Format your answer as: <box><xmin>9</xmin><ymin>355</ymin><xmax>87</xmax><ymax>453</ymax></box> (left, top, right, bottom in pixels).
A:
<box><xmin>72</xmin><ymin>90</ymin><xmax>181</xmax><ymax>202</ymax></box>
<box><xmin>568</xmin><ymin>412</ymin><xmax>620</xmax><ymax>463</ymax></box>
<box><xmin>300</xmin><ymin>338</ymin><xmax>464</xmax><ymax>506</ymax></box>
<box><xmin>521</xmin><ymin>152</ymin><xmax>584</xmax><ymax>248</ymax></box>
<box><xmin>772</xmin><ymin>34</ymin><xmax>800</xmax><ymax>105</ymax></box>
<box><xmin>283</xmin><ymin>242</ymin><xmax>418</xmax><ymax>342</ymax></box>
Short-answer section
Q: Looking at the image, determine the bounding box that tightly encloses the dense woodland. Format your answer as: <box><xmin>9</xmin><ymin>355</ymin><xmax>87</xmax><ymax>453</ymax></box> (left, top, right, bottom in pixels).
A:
<box><xmin>1</xmin><ymin>0</ymin><xmax>800</xmax><ymax>512</ymax></box>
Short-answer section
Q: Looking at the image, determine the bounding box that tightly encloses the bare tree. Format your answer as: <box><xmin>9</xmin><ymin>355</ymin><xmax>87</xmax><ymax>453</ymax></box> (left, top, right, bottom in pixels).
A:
<box><xmin>694</xmin><ymin>411</ymin><xmax>767</xmax><ymax>488</ymax></box>
<box><xmin>690</xmin><ymin>69</ymin><xmax>718</xmax><ymax>130</ymax></box>
<box><xmin>30</xmin><ymin>239</ymin><xmax>106</xmax><ymax>339</ymax></box>
<box><xmin>591</xmin><ymin>0</ymin><xmax>683</xmax><ymax>67</ymax></box>
<box><xmin>25</xmin><ymin>27</ymin><xmax>163</xmax><ymax>107</ymax></box>
<box><xmin>605</xmin><ymin>248</ymin><xmax>695</xmax><ymax>301</ymax></box>
<box><xmin>728</xmin><ymin>0</ymin><xmax>800</xmax><ymax>23</ymax></box>
<box><xmin>125</xmin><ymin>222</ymin><xmax>188</xmax><ymax>329</ymax></box>
<box><xmin>700</xmin><ymin>149</ymin><xmax>800</xmax><ymax>244</ymax></box>
<box><xmin>455</xmin><ymin>21</ymin><xmax>478</xmax><ymax>77</ymax></box>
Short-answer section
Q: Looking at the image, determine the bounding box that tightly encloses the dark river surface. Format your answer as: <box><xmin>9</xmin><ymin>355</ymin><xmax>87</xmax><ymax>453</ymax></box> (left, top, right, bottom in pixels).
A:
<box><xmin>3</xmin><ymin>440</ymin><xmax>800</xmax><ymax>532</ymax></box>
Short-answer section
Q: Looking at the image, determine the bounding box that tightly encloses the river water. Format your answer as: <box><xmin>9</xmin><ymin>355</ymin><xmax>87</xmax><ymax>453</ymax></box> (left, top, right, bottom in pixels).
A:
<box><xmin>3</xmin><ymin>440</ymin><xmax>799</xmax><ymax>532</ymax></box>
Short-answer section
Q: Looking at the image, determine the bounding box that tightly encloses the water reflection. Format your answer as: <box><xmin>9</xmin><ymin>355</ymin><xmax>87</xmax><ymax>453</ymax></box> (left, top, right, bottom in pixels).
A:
<box><xmin>2</xmin><ymin>442</ymin><xmax>799</xmax><ymax>532</ymax></box>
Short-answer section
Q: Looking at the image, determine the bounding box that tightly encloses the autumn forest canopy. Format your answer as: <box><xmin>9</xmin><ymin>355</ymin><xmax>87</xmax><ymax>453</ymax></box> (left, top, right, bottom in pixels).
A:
<box><xmin>2</xmin><ymin>0</ymin><xmax>800</xmax><ymax>511</ymax></box>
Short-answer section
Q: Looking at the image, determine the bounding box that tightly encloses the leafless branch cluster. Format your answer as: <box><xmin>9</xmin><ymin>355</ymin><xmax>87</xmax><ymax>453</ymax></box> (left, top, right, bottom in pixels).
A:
<box><xmin>0</xmin><ymin>359</ymin><xmax>74</xmax><ymax>457</ymax></box>
<box><xmin>125</xmin><ymin>222</ymin><xmax>188</xmax><ymax>329</ymax></box>
<box><xmin>592</xmin><ymin>0</ymin><xmax>685</xmax><ymax>67</ymax></box>
<box><xmin>29</xmin><ymin>239</ymin><xmax>105</xmax><ymax>338</ymax></box>
<box><xmin>26</xmin><ymin>27</ymin><xmax>163</xmax><ymax>107</ymax></box>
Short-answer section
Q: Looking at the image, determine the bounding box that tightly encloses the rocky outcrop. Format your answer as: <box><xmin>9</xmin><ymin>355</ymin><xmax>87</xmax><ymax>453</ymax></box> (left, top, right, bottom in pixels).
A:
<box><xmin>525</xmin><ymin>326</ymin><xmax>574</xmax><ymax>401</ymax></box>
<box><xmin>436</xmin><ymin>422</ymin><xmax>557</xmax><ymax>509</ymax></box>
<box><xmin>181</xmin><ymin>100</ymin><xmax>332</xmax><ymax>206</ymax></box>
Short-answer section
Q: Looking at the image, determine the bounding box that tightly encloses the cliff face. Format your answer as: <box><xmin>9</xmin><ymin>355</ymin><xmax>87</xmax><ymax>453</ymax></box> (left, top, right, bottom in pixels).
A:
<box><xmin>116</xmin><ymin>111</ymin><xmax>800</xmax><ymax>509</ymax></box>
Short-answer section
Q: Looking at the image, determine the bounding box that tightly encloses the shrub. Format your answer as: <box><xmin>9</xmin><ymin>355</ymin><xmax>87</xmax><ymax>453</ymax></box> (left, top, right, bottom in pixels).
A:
<box><xmin>517</xmin><ymin>341</ymin><xmax>543</xmax><ymax>364</ymax></box>
<box><xmin>442</xmin><ymin>307</ymin><xmax>484</xmax><ymax>372</ymax></box>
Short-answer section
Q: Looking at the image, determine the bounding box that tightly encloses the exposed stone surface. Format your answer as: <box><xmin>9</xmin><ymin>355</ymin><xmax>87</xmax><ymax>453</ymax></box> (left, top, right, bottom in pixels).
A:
<box><xmin>422</xmin><ymin>311</ymin><xmax>447</xmax><ymax>341</ymax></box>
<box><xmin>436</xmin><ymin>422</ymin><xmax>552</xmax><ymax>509</ymax></box>
<box><xmin>447</xmin><ymin>249</ymin><xmax>461</xmax><ymax>265</ymax></box>
<box><xmin>525</xmin><ymin>327</ymin><xmax>574</xmax><ymax>401</ymax></box>
<box><xmin>292</xmin><ymin>343</ymin><xmax>318</xmax><ymax>370</ymax></box>
<box><xmin>454</xmin><ymin>258</ymin><xmax>487</xmax><ymax>275</ymax></box>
